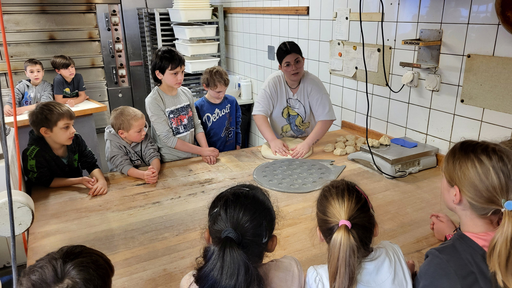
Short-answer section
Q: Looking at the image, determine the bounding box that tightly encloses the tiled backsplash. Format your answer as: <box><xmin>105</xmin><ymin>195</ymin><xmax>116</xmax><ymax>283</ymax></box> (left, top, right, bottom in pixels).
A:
<box><xmin>213</xmin><ymin>0</ymin><xmax>512</xmax><ymax>154</ymax></box>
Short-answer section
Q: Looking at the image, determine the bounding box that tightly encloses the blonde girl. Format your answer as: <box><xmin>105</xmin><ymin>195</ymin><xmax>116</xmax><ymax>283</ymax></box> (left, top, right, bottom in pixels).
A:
<box><xmin>417</xmin><ymin>140</ymin><xmax>512</xmax><ymax>288</ymax></box>
<box><xmin>306</xmin><ymin>179</ymin><xmax>412</xmax><ymax>288</ymax></box>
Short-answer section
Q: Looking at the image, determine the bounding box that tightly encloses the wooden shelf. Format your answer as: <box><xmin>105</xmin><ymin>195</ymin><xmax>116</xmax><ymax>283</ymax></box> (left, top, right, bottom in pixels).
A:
<box><xmin>224</xmin><ymin>6</ymin><xmax>309</xmax><ymax>15</ymax></box>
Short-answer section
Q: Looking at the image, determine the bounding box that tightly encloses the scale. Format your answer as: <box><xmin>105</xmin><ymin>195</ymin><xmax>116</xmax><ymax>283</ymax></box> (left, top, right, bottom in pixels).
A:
<box><xmin>348</xmin><ymin>137</ymin><xmax>438</xmax><ymax>178</ymax></box>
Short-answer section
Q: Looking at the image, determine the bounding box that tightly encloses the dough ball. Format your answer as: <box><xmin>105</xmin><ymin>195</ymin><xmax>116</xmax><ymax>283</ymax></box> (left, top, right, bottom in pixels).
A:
<box><xmin>345</xmin><ymin>146</ymin><xmax>356</xmax><ymax>154</ymax></box>
<box><xmin>346</xmin><ymin>135</ymin><xmax>356</xmax><ymax>142</ymax></box>
<box><xmin>336</xmin><ymin>136</ymin><xmax>347</xmax><ymax>143</ymax></box>
<box><xmin>356</xmin><ymin>137</ymin><xmax>366</xmax><ymax>145</ymax></box>
<box><xmin>345</xmin><ymin>140</ymin><xmax>355</xmax><ymax>147</ymax></box>
<box><xmin>355</xmin><ymin>144</ymin><xmax>361</xmax><ymax>151</ymax></box>
<box><xmin>379</xmin><ymin>135</ymin><xmax>391</xmax><ymax>145</ymax></box>
<box><xmin>323</xmin><ymin>143</ymin><xmax>335</xmax><ymax>152</ymax></box>
<box><xmin>368</xmin><ymin>139</ymin><xmax>380</xmax><ymax>148</ymax></box>
<box><xmin>335</xmin><ymin>142</ymin><xmax>346</xmax><ymax>149</ymax></box>
<box><xmin>333</xmin><ymin>148</ymin><xmax>347</xmax><ymax>156</ymax></box>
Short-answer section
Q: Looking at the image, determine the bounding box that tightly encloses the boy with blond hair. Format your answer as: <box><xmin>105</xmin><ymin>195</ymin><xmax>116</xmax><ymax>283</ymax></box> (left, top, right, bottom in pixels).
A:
<box><xmin>22</xmin><ymin>101</ymin><xmax>108</xmax><ymax>196</ymax></box>
<box><xmin>4</xmin><ymin>59</ymin><xmax>53</xmax><ymax>116</ymax></box>
<box><xmin>195</xmin><ymin>66</ymin><xmax>242</xmax><ymax>152</ymax></box>
<box><xmin>145</xmin><ymin>47</ymin><xmax>219</xmax><ymax>164</ymax></box>
<box><xmin>104</xmin><ymin>106</ymin><xmax>161</xmax><ymax>184</ymax></box>
<box><xmin>51</xmin><ymin>55</ymin><xmax>88</xmax><ymax>107</ymax></box>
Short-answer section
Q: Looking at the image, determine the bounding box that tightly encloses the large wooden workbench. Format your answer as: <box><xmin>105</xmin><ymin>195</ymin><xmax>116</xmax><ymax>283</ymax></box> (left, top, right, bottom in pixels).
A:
<box><xmin>27</xmin><ymin>129</ymin><xmax>448</xmax><ymax>287</ymax></box>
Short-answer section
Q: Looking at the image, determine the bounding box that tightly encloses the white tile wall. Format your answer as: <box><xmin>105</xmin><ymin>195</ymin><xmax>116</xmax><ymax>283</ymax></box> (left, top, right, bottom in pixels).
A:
<box><xmin>215</xmin><ymin>0</ymin><xmax>512</xmax><ymax>150</ymax></box>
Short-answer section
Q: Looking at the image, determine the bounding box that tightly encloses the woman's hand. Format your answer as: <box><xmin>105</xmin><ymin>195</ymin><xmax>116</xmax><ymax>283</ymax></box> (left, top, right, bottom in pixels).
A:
<box><xmin>290</xmin><ymin>141</ymin><xmax>311</xmax><ymax>159</ymax></box>
<box><xmin>269</xmin><ymin>139</ymin><xmax>290</xmax><ymax>157</ymax></box>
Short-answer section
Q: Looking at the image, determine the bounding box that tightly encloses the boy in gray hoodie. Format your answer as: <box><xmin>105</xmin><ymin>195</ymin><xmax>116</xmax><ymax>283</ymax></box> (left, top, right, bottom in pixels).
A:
<box><xmin>105</xmin><ymin>106</ymin><xmax>161</xmax><ymax>184</ymax></box>
<box><xmin>4</xmin><ymin>59</ymin><xmax>53</xmax><ymax>116</ymax></box>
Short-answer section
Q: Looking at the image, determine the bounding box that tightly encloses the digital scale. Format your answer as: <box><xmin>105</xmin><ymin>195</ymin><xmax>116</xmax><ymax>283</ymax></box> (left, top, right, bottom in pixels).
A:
<box><xmin>348</xmin><ymin>137</ymin><xmax>438</xmax><ymax>178</ymax></box>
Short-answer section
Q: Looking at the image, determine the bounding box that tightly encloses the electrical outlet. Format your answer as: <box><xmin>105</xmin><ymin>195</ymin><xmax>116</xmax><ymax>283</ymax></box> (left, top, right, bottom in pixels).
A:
<box><xmin>268</xmin><ymin>45</ymin><xmax>275</xmax><ymax>61</ymax></box>
<box><xmin>425</xmin><ymin>74</ymin><xmax>441</xmax><ymax>92</ymax></box>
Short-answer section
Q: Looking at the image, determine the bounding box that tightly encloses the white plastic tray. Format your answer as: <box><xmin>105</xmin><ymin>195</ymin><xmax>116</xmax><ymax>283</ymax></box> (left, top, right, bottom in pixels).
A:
<box><xmin>175</xmin><ymin>40</ymin><xmax>219</xmax><ymax>56</ymax></box>
<box><xmin>184</xmin><ymin>56</ymin><xmax>219</xmax><ymax>73</ymax></box>
<box><xmin>168</xmin><ymin>8</ymin><xmax>213</xmax><ymax>22</ymax></box>
<box><xmin>172</xmin><ymin>24</ymin><xmax>217</xmax><ymax>39</ymax></box>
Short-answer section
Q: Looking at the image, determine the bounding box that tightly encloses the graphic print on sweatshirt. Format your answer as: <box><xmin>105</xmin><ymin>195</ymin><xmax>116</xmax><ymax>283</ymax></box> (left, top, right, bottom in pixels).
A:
<box><xmin>22</xmin><ymin>88</ymin><xmax>34</xmax><ymax>106</ymax></box>
<box><xmin>166</xmin><ymin>103</ymin><xmax>195</xmax><ymax>137</ymax></box>
<box><xmin>221</xmin><ymin>115</ymin><xmax>235</xmax><ymax>141</ymax></box>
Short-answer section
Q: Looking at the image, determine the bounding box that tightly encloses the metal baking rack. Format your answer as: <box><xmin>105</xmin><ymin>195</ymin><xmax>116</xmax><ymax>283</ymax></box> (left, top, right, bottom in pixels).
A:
<box><xmin>138</xmin><ymin>5</ymin><xmax>226</xmax><ymax>99</ymax></box>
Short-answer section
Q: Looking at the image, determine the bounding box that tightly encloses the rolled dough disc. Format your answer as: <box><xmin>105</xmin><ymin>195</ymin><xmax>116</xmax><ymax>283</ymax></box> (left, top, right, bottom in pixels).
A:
<box><xmin>261</xmin><ymin>137</ymin><xmax>313</xmax><ymax>159</ymax></box>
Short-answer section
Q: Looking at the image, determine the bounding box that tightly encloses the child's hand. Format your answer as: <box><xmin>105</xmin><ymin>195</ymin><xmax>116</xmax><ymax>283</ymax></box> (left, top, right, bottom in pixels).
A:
<box><xmin>144</xmin><ymin>166</ymin><xmax>158</xmax><ymax>184</ymax></box>
<box><xmin>66</xmin><ymin>99</ymin><xmax>76</xmax><ymax>107</ymax></box>
<box><xmin>201</xmin><ymin>147</ymin><xmax>219</xmax><ymax>158</ymax></box>
<box><xmin>406</xmin><ymin>260</ymin><xmax>416</xmax><ymax>278</ymax></box>
<box><xmin>88</xmin><ymin>177</ymin><xmax>108</xmax><ymax>196</ymax></box>
<box><xmin>4</xmin><ymin>105</ymin><xmax>13</xmax><ymax>116</ymax></box>
<box><xmin>202</xmin><ymin>155</ymin><xmax>217</xmax><ymax>165</ymax></box>
<box><xmin>430</xmin><ymin>213</ymin><xmax>456</xmax><ymax>241</ymax></box>
<box><xmin>236</xmin><ymin>145</ymin><xmax>241</xmax><ymax>150</ymax></box>
<box><xmin>80</xmin><ymin>176</ymin><xmax>97</xmax><ymax>189</ymax></box>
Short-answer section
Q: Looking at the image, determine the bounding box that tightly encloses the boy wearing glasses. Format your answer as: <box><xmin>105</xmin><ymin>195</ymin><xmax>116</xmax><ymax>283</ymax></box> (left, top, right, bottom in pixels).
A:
<box><xmin>253</xmin><ymin>41</ymin><xmax>335</xmax><ymax>159</ymax></box>
<box><xmin>104</xmin><ymin>106</ymin><xmax>161</xmax><ymax>184</ymax></box>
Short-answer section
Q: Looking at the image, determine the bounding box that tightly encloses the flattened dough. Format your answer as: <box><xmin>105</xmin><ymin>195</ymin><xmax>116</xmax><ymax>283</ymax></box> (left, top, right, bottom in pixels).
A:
<box><xmin>261</xmin><ymin>137</ymin><xmax>313</xmax><ymax>159</ymax></box>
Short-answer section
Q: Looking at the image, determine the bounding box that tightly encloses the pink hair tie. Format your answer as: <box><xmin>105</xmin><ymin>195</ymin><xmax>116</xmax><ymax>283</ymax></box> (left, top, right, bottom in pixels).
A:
<box><xmin>339</xmin><ymin>220</ymin><xmax>352</xmax><ymax>229</ymax></box>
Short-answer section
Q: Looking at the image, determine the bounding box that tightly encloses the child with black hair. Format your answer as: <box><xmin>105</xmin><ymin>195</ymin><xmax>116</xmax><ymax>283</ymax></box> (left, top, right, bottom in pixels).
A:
<box><xmin>145</xmin><ymin>47</ymin><xmax>219</xmax><ymax>163</ymax></box>
<box><xmin>180</xmin><ymin>184</ymin><xmax>304</xmax><ymax>288</ymax></box>
<box><xmin>17</xmin><ymin>245</ymin><xmax>114</xmax><ymax>288</ymax></box>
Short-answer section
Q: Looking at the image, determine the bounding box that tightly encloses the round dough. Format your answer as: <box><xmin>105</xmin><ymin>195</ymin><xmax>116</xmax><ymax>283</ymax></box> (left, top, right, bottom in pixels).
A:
<box><xmin>345</xmin><ymin>146</ymin><xmax>356</xmax><ymax>154</ymax></box>
<box><xmin>323</xmin><ymin>143</ymin><xmax>335</xmax><ymax>152</ymax></box>
<box><xmin>336</xmin><ymin>136</ymin><xmax>347</xmax><ymax>143</ymax></box>
<box><xmin>345</xmin><ymin>140</ymin><xmax>355</xmax><ymax>147</ymax></box>
<box><xmin>335</xmin><ymin>142</ymin><xmax>346</xmax><ymax>149</ymax></box>
<box><xmin>261</xmin><ymin>137</ymin><xmax>313</xmax><ymax>159</ymax></box>
<box><xmin>346</xmin><ymin>135</ymin><xmax>356</xmax><ymax>141</ymax></box>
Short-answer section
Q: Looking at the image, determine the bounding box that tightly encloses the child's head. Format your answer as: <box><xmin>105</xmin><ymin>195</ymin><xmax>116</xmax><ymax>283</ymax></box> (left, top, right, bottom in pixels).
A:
<box><xmin>110</xmin><ymin>106</ymin><xmax>147</xmax><ymax>144</ymax></box>
<box><xmin>150</xmin><ymin>47</ymin><xmax>185</xmax><ymax>87</ymax></box>
<box><xmin>316</xmin><ymin>179</ymin><xmax>377</xmax><ymax>288</ymax></box>
<box><xmin>201</xmin><ymin>66</ymin><xmax>230</xmax><ymax>102</ymax></box>
<box><xmin>443</xmin><ymin>140</ymin><xmax>512</xmax><ymax>287</ymax></box>
<box><xmin>194</xmin><ymin>184</ymin><xmax>276</xmax><ymax>288</ymax></box>
<box><xmin>24</xmin><ymin>59</ymin><xmax>44</xmax><ymax>86</ymax></box>
<box><xmin>17</xmin><ymin>245</ymin><xmax>115</xmax><ymax>288</ymax></box>
<box><xmin>29</xmin><ymin>101</ymin><xmax>76</xmax><ymax>140</ymax></box>
<box><xmin>499</xmin><ymin>138</ymin><xmax>512</xmax><ymax>151</ymax></box>
<box><xmin>51</xmin><ymin>55</ymin><xmax>76</xmax><ymax>81</ymax></box>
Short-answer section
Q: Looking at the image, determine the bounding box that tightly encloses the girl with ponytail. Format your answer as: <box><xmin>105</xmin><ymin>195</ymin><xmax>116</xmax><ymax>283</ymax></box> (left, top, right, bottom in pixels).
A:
<box><xmin>306</xmin><ymin>179</ymin><xmax>413</xmax><ymax>288</ymax></box>
<box><xmin>180</xmin><ymin>184</ymin><xmax>304</xmax><ymax>288</ymax></box>
<box><xmin>417</xmin><ymin>140</ymin><xmax>512</xmax><ymax>288</ymax></box>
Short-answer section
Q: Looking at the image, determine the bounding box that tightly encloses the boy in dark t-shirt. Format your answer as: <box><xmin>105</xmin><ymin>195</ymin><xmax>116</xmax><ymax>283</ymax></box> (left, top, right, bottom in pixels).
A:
<box><xmin>51</xmin><ymin>55</ymin><xmax>88</xmax><ymax>107</ymax></box>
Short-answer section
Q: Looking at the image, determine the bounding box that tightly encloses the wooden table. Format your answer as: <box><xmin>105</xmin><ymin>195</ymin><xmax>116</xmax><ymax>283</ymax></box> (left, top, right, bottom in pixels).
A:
<box><xmin>27</xmin><ymin>128</ymin><xmax>450</xmax><ymax>287</ymax></box>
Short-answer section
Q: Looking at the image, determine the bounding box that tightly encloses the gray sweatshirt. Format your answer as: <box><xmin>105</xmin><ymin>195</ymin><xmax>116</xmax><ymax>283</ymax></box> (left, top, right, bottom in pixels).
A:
<box><xmin>6</xmin><ymin>79</ymin><xmax>53</xmax><ymax>108</ymax></box>
<box><xmin>145</xmin><ymin>86</ymin><xmax>204</xmax><ymax>162</ymax></box>
<box><xmin>104</xmin><ymin>125</ymin><xmax>161</xmax><ymax>175</ymax></box>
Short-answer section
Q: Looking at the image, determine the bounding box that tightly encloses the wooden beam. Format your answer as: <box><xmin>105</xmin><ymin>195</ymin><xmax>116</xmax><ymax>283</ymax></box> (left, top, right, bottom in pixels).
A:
<box><xmin>349</xmin><ymin>12</ymin><xmax>383</xmax><ymax>22</ymax></box>
<box><xmin>224</xmin><ymin>6</ymin><xmax>309</xmax><ymax>15</ymax></box>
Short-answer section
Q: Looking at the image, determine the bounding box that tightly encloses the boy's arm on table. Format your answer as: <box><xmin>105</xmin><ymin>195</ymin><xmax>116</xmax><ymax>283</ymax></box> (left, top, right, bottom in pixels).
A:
<box><xmin>4</xmin><ymin>84</ymin><xmax>23</xmax><ymax>116</ymax></box>
<box><xmin>88</xmin><ymin>168</ymin><xmax>108</xmax><ymax>196</ymax></box>
<box><xmin>290</xmin><ymin>120</ymin><xmax>334</xmax><ymax>159</ymax></box>
<box><xmin>195</xmin><ymin>132</ymin><xmax>218</xmax><ymax>164</ymax></box>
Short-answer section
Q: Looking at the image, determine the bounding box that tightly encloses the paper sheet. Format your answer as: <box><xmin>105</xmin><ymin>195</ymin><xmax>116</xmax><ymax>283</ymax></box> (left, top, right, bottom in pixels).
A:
<box><xmin>364</xmin><ymin>47</ymin><xmax>380</xmax><ymax>73</ymax></box>
<box><xmin>334</xmin><ymin>8</ymin><xmax>350</xmax><ymax>40</ymax></box>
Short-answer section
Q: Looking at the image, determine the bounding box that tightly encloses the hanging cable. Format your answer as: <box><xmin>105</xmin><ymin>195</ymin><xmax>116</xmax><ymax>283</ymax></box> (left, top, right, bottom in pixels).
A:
<box><xmin>0</xmin><ymin>0</ymin><xmax>31</xmax><ymax>285</ymax></box>
<box><xmin>359</xmin><ymin>0</ymin><xmax>407</xmax><ymax>179</ymax></box>
<box><xmin>378</xmin><ymin>0</ymin><xmax>405</xmax><ymax>94</ymax></box>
